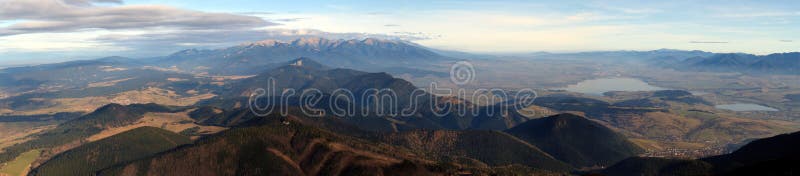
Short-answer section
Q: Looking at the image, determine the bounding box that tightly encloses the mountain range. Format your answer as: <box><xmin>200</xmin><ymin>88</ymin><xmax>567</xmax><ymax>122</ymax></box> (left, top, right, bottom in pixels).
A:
<box><xmin>530</xmin><ymin>49</ymin><xmax>714</xmax><ymax>63</ymax></box>
<box><xmin>656</xmin><ymin>52</ymin><xmax>800</xmax><ymax>74</ymax></box>
<box><xmin>0</xmin><ymin>56</ymin><xmax>648</xmax><ymax>174</ymax></box>
<box><xmin>32</xmin><ymin>105</ymin><xmax>635</xmax><ymax>175</ymax></box>
<box><xmin>0</xmin><ymin>38</ymin><xmax>449</xmax><ymax>115</ymax></box>
<box><xmin>151</xmin><ymin>37</ymin><xmax>453</xmax><ymax>75</ymax></box>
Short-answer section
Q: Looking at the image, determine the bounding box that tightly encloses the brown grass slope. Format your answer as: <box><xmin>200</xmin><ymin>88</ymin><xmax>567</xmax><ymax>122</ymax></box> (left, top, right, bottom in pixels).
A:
<box><xmin>376</xmin><ymin>130</ymin><xmax>573</xmax><ymax>172</ymax></box>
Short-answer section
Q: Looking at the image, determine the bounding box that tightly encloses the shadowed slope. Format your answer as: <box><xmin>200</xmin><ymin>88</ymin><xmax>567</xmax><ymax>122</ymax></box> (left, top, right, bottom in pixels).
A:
<box><xmin>504</xmin><ymin>113</ymin><xmax>644</xmax><ymax>167</ymax></box>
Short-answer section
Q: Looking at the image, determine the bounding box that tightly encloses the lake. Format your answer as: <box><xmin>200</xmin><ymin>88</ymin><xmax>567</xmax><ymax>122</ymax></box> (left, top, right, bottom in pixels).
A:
<box><xmin>562</xmin><ymin>77</ymin><xmax>665</xmax><ymax>96</ymax></box>
<box><xmin>715</xmin><ymin>103</ymin><xmax>779</xmax><ymax>112</ymax></box>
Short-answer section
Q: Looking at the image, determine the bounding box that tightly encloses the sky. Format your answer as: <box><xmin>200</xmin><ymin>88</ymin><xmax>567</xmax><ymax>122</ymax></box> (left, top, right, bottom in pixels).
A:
<box><xmin>1</xmin><ymin>0</ymin><xmax>799</xmax><ymax>65</ymax></box>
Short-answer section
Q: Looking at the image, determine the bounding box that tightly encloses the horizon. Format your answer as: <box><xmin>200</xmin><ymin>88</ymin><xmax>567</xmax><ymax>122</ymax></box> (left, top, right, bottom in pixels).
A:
<box><xmin>1</xmin><ymin>36</ymin><xmax>795</xmax><ymax>67</ymax></box>
<box><xmin>2</xmin><ymin>0</ymin><xmax>799</xmax><ymax>64</ymax></box>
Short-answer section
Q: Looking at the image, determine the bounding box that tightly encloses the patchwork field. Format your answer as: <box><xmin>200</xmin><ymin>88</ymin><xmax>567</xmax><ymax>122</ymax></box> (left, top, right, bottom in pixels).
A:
<box><xmin>0</xmin><ymin>123</ymin><xmax>55</xmax><ymax>152</ymax></box>
<box><xmin>0</xmin><ymin>150</ymin><xmax>40</xmax><ymax>176</ymax></box>
<box><xmin>3</xmin><ymin>87</ymin><xmax>216</xmax><ymax>116</ymax></box>
<box><xmin>86</xmin><ymin>111</ymin><xmax>226</xmax><ymax>142</ymax></box>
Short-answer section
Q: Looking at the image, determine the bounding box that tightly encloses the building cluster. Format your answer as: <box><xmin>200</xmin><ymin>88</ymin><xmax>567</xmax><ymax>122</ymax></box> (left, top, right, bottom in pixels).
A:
<box><xmin>640</xmin><ymin>146</ymin><xmax>728</xmax><ymax>159</ymax></box>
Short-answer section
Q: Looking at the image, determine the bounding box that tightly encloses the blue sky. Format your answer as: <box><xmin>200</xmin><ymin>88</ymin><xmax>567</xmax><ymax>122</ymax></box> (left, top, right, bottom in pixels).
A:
<box><xmin>1</xmin><ymin>0</ymin><xmax>799</xmax><ymax>65</ymax></box>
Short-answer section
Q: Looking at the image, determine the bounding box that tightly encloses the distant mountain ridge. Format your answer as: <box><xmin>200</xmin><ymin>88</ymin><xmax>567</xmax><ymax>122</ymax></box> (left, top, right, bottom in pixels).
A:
<box><xmin>532</xmin><ymin>49</ymin><xmax>714</xmax><ymax>62</ymax></box>
<box><xmin>152</xmin><ymin>37</ymin><xmax>452</xmax><ymax>75</ymax></box>
<box><xmin>659</xmin><ymin>52</ymin><xmax>800</xmax><ymax>74</ymax></box>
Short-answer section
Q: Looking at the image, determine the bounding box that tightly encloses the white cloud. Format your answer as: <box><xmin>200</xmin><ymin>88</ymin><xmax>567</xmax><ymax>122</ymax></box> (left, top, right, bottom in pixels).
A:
<box><xmin>0</xmin><ymin>0</ymin><xmax>275</xmax><ymax>36</ymax></box>
<box><xmin>0</xmin><ymin>31</ymin><xmax>125</xmax><ymax>52</ymax></box>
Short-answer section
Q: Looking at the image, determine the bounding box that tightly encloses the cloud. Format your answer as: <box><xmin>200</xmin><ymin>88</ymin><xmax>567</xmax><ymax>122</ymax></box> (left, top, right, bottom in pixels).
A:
<box><xmin>236</xmin><ymin>11</ymin><xmax>274</xmax><ymax>15</ymax></box>
<box><xmin>272</xmin><ymin>18</ymin><xmax>306</xmax><ymax>22</ymax></box>
<box><xmin>689</xmin><ymin>41</ymin><xmax>729</xmax><ymax>44</ymax></box>
<box><xmin>780</xmin><ymin>40</ymin><xmax>793</xmax><ymax>42</ymax></box>
<box><xmin>384</xmin><ymin>24</ymin><xmax>400</xmax><ymax>27</ymax></box>
<box><xmin>257</xmin><ymin>28</ymin><xmax>435</xmax><ymax>41</ymax></box>
<box><xmin>62</xmin><ymin>0</ymin><xmax>122</xmax><ymax>6</ymax></box>
<box><xmin>0</xmin><ymin>0</ymin><xmax>276</xmax><ymax>36</ymax></box>
<box><xmin>0</xmin><ymin>0</ymin><xmax>436</xmax><ymax>58</ymax></box>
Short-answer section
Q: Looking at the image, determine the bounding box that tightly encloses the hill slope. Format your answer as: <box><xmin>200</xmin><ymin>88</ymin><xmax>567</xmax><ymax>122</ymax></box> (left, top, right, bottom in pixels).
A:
<box><xmin>599</xmin><ymin>157</ymin><xmax>712</xmax><ymax>176</ymax></box>
<box><xmin>30</xmin><ymin>127</ymin><xmax>191</xmax><ymax>176</ymax></box>
<box><xmin>0</xmin><ymin>103</ymin><xmax>179</xmax><ymax>164</ymax></box>
<box><xmin>504</xmin><ymin>113</ymin><xmax>644</xmax><ymax>167</ymax></box>
<box><xmin>702</xmin><ymin>130</ymin><xmax>800</xmax><ymax>174</ymax></box>
<box><xmin>376</xmin><ymin>130</ymin><xmax>573</xmax><ymax>172</ymax></box>
<box><xmin>97</xmin><ymin>115</ymin><xmax>444</xmax><ymax>176</ymax></box>
<box><xmin>599</xmin><ymin>130</ymin><xmax>800</xmax><ymax>176</ymax></box>
<box><xmin>205</xmin><ymin>58</ymin><xmax>533</xmax><ymax>131</ymax></box>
